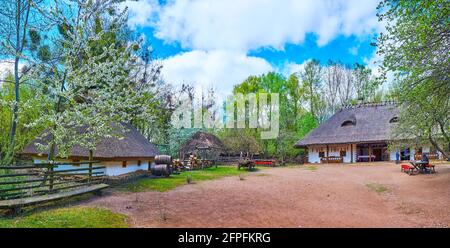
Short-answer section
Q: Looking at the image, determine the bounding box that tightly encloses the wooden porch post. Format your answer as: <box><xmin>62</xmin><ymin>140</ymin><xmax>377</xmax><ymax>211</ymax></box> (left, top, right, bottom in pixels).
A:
<box><xmin>368</xmin><ymin>145</ymin><xmax>372</xmax><ymax>162</ymax></box>
<box><xmin>88</xmin><ymin>150</ymin><xmax>93</xmax><ymax>184</ymax></box>
<box><xmin>350</xmin><ymin>144</ymin><xmax>353</xmax><ymax>163</ymax></box>
<box><xmin>326</xmin><ymin>145</ymin><xmax>329</xmax><ymax>157</ymax></box>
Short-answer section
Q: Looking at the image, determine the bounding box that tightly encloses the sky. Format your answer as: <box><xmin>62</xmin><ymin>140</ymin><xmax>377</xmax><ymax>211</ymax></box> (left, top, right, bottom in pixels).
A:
<box><xmin>124</xmin><ymin>0</ymin><xmax>385</xmax><ymax>96</ymax></box>
<box><xmin>0</xmin><ymin>0</ymin><xmax>384</xmax><ymax>95</ymax></box>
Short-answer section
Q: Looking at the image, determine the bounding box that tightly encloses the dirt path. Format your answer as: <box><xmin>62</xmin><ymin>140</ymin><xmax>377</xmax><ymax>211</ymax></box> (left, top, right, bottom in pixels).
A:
<box><xmin>82</xmin><ymin>163</ymin><xmax>450</xmax><ymax>227</ymax></box>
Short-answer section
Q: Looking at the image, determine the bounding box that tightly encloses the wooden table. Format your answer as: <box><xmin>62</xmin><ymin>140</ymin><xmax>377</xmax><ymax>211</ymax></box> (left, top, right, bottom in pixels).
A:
<box><xmin>357</xmin><ymin>155</ymin><xmax>376</xmax><ymax>162</ymax></box>
<box><xmin>410</xmin><ymin>161</ymin><xmax>430</xmax><ymax>173</ymax></box>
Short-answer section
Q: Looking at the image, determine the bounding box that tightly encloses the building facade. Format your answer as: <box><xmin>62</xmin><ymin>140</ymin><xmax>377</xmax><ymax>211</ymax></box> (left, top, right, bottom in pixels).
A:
<box><xmin>295</xmin><ymin>103</ymin><xmax>443</xmax><ymax>163</ymax></box>
<box><xmin>22</xmin><ymin>124</ymin><xmax>159</xmax><ymax>176</ymax></box>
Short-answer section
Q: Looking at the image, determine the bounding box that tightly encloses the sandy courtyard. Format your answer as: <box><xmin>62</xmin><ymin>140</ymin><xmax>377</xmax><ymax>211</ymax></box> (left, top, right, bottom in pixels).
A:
<box><xmin>82</xmin><ymin>163</ymin><xmax>450</xmax><ymax>227</ymax></box>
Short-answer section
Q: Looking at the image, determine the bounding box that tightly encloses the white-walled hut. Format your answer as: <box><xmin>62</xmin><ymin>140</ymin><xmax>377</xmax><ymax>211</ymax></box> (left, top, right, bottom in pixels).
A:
<box><xmin>294</xmin><ymin>102</ymin><xmax>444</xmax><ymax>163</ymax></box>
<box><xmin>22</xmin><ymin>124</ymin><xmax>159</xmax><ymax>176</ymax></box>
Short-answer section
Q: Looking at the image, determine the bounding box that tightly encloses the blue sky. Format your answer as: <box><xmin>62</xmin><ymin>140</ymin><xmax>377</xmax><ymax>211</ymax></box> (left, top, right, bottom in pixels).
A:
<box><xmin>124</xmin><ymin>0</ymin><xmax>384</xmax><ymax>95</ymax></box>
<box><xmin>0</xmin><ymin>1</ymin><xmax>384</xmax><ymax>94</ymax></box>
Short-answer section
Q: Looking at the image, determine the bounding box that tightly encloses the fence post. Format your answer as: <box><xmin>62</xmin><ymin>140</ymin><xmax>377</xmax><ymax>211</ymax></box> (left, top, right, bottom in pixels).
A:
<box><xmin>47</xmin><ymin>145</ymin><xmax>55</xmax><ymax>192</ymax></box>
<box><xmin>88</xmin><ymin>150</ymin><xmax>93</xmax><ymax>184</ymax></box>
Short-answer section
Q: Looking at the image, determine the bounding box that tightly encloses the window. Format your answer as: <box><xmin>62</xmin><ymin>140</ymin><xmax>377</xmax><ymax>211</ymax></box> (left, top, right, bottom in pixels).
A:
<box><xmin>122</xmin><ymin>161</ymin><xmax>127</xmax><ymax>168</ymax></box>
<box><xmin>340</xmin><ymin>150</ymin><xmax>347</xmax><ymax>157</ymax></box>
<box><xmin>137</xmin><ymin>160</ymin><xmax>141</xmax><ymax>166</ymax></box>
<box><xmin>341</xmin><ymin>120</ymin><xmax>356</xmax><ymax>127</ymax></box>
<box><xmin>389</xmin><ymin>117</ymin><xmax>399</xmax><ymax>123</ymax></box>
<box><xmin>319</xmin><ymin>151</ymin><xmax>325</xmax><ymax>158</ymax></box>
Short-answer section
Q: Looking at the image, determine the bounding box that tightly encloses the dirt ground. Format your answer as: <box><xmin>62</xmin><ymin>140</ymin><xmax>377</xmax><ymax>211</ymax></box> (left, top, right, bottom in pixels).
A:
<box><xmin>82</xmin><ymin>162</ymin><xmax>450</xmax><ymax>227</ymax></box>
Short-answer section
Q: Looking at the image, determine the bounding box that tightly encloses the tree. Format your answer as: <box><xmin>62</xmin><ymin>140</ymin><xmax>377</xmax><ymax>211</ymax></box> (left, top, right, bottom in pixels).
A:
<box><xmin>0</xmin><ymin>0</ymin><xmax>48</xmax><ymax>162</ymax></box>
<box><xmin>377</xmin><ymin>0</ymin><xmax>450</xmax><ymax>159</ymax></box>
<box><xmin>0</xmin><ymin>73</ymin><xmax>51</xmax><ymax>164</ymax></box>
<box><xmin>28</xmin><ymin>0</ymin><xmax>162</xmax><ymax>159</ymax></box>
<box><xmin>353</xmin><ymin>63</ymin><xmax>377</xmax><ymax>101</ymax></box>
<box><xmin>299</xmin><ymin>60</ymin><xmax>322</xmax><ymax>120</ymax></box>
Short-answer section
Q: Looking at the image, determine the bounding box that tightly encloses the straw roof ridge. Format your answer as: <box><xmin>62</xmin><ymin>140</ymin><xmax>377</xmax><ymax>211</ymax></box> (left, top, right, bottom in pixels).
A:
<box><xmin>22</xmin><ymin>123</ymin><xmax>159</xmax><ymax>159</ymax></box>
<box><xmin>180</xmin><ymin>131</ymin><xmax>225</xmax><ymax>153</ymax></box>
<box><xmin>295</xmin><ymin>103</ymin><xmax>400</xmax><ymax>147</ymax></box>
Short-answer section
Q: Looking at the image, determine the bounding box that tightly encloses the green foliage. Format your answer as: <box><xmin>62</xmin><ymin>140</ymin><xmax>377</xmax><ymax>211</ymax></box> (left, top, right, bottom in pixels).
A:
<box><xmin>120</xmin><ymin>166</ymin><xmax>247</xmax><ymax>192</ymax></box>
<box><xmin>0</xmin><ymin>207</ymin><xmax>129</xmax><ymax>228</ymax></box>
<box><xmin>365</xmin><ymin>182</ymin><xmax>388</xmax><ymax>193</ymax></box>
<box><xmin>378</xmin><ymin>0</ymin><xmax>450</xmax><ymax>158</ymax></box>
<box><xmin>223</xmin><ymin>72</ymin><xmax>313</xmax><ymax>160</ymax></box>
<box><xmin>0</xmin><ymin>74</ymin><xmax>51</xmax><ymax>164</ymax></box>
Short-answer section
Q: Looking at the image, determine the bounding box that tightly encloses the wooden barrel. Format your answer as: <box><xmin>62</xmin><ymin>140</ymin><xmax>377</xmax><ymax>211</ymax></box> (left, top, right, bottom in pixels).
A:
<box><xmin>155</xmin><ymin>155</ymin><xmax>172</xmax><ymax>165</ymax></box>
<box><xmin>150</xmin><ymin>164</ymin><xmax>172</xmax><ymax>176</ymax></box>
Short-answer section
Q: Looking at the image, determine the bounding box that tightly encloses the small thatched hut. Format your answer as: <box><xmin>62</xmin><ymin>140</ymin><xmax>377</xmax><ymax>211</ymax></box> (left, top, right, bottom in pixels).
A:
<box><xmin>179</xmin><ymin>131</ymin><xmax>225</xmax><ymax>160</ymax></box>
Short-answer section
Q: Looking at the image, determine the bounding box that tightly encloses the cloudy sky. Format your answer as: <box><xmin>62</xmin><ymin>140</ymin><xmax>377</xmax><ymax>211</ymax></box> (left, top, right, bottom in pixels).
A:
<box><xmin>128</xmin><ymin>0</ymin><xmax>384</xmax><ymax>95</ymax></box>
<box><xmin>1</xmin><ymin>1</ymin><xmax>384</xmax><ymax>94</ymax></box>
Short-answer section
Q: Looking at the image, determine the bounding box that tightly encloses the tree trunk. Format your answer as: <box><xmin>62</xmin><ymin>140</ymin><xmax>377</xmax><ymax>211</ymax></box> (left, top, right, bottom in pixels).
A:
<box><xmin>309</xmin><ymin>83</ymin><xmax>315</xmax><ymax>119</ymax></box>
<box><xmin>428</xmin><ymin>133</ymin><xmax>449</xmax><ymax>160</ymax></box>
<box><xmin>8</xmin><ymin>1</ymin><xmax>23</xmax><ymax>161</ymax></box>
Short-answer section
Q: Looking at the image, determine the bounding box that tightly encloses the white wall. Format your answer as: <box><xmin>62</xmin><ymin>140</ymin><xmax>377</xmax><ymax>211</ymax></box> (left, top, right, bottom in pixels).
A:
<box><xmin>104</xmin><ymin>161</ymin><xmax>149</xmax><ymax>176</ymax></box>
<box><xmin>32</xmin><ymin>157</ymin><xmax>150</xmax><ymax>176</ymax></box>
<box><xmin>307</xmin><ymin>144</ymin><xmax>356</xmax><ymax>163</ymax></box>
<box><xmin>308</xmin><ymin>149</ymin><xmax>321</xmax><ymax>163</ymax></box>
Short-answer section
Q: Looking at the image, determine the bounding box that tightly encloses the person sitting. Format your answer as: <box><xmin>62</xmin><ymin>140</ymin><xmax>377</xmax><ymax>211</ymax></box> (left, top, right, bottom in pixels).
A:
<box><xmin>421</xmin><ymin>153</ymin><xmax>429</xmax><ymax>164</ymax></box>
<box><xmin>421</xmin><ymin>153</ymin><xmax>430</xmax><ymax>173</ymax></box>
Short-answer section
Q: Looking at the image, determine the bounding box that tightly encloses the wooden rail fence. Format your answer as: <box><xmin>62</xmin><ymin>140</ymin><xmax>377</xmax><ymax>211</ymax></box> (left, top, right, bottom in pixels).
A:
<box><xmin>0</xmin><ymin>161</ymin><xmax>107</xmax><ymax>204</ymax></box>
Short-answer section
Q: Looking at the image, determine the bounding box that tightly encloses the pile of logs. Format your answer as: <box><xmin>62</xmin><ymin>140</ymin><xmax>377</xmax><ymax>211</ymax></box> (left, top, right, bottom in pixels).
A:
<box><xmin>187</xmin><ymin>155</ymin><xmax>201</xmax><ymax>170</ymax></box>
<box><xmin>172</xmin><ymin>159</ymin><xmax>184</xmax><ymax>173</ymax></box>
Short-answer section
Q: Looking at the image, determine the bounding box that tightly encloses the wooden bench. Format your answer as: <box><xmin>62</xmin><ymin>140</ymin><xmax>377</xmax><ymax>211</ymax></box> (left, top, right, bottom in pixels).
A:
<box><xmin>424</xmin><ymin>164</ymin><xmax>436</xmax><ymax>173</ymax></box>
<box><xmin>0</xmin><ymin>183</ymin><xmax>109</xmax><ymax>209</ymax></box>
<box><xmin>401</xmin><ymin>164</ymin><xmax>416</xmax><ymax>175</ymax></box>
<box><xmin>254</xmin><ymin>160</ymin><xmax>276</xmax><ymax>167</ymax></box>
<box><xmin>320</xmin><ymin>156</ymin><xmax>343</xmax><ymax>163</ymax></box>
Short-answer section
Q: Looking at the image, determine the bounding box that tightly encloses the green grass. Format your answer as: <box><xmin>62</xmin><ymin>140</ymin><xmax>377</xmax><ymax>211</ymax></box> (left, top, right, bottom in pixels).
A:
<box><xmin>365</xmin><ymin>182</ymin><xmax>388</xmax><ymax>193</ymax></box>
<box><xmin>0</xmin><ymin>207</ymin><xmax>129</xmax><ymax>228</ymax></box>
<box><xmin>120</xmin><ymin>166</ymin><xmax>249</xmax><ymax>192</ymax></box>
<box><xmin>303</xmin><ymin>165</ymin><xmax>318</xmax><ymax>171</ymax></box>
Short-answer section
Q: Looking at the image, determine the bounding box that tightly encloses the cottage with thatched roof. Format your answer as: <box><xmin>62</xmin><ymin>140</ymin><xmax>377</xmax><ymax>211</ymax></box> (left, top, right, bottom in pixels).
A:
<box><xmin>22</xmin><ymin>123</ymin><xmax>159</xmax><ymax>176</ymax></box>
<box><xmin>179</xmin><ymin>131</ymin><xmax>225</xmax><ymax>160</ymax></box>
<box><xmin>295</xmin><ymin>102</ymin><xmax>443</xmax><ymax>163</ymax></box>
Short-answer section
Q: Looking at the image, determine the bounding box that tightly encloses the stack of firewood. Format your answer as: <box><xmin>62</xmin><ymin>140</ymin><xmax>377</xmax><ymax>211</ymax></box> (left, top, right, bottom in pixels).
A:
<box><xmin>172</xmin><ymin>159</ymin><xmax>184</xmax><ymax>172</ymax></box>
<box><xmin>187</xmin><ymin>155</ymin><xmax>200</xmax><ymax>170</ymax></box>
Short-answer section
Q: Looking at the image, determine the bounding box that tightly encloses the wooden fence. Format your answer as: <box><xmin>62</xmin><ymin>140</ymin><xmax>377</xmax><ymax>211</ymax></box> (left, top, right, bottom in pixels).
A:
<box><xmin>0</xmin><ymin>161</ymin><xmax>106</xmax><ymax>201</ymax></box>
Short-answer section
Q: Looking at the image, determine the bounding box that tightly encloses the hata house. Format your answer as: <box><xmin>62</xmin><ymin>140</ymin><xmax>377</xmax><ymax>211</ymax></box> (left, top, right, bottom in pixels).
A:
<box><xmin>22</xmin><ymin>123</ymin><xmax>159</xmax><ymax>176</ymax></box>
<box><xmin>294</xmin><ymin>102</ymin><xmax>445</xmax><ymax>163</ymax></box>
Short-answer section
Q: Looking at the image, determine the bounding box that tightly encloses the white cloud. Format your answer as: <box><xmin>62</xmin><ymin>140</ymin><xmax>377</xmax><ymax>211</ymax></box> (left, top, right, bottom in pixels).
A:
<box><xmin>125</xmin><ymin>0</ymin><xmax>384</xmax><ymax>94</ymax></box>
<box><xmin>160</xmin><ymin>50</ymin><xmax>273</xmax><ymax>96</ymax></box>
<box><xmin>280</xmin><ymin>60</ymin><xmax>310</xmax><ymax>77</ymax></box>
<box><xmin>0</xmin><ymin>60</ymin><xmax>24</xmax><ymax>85</ymax></box>
<box><xmin>123</xmin><ymin>0</ymin><xmax>160</xmax><ymax>28</ymax></box>
<box><xmin>130</xmin><ymin>0</ymin><xmax>383</xmax><ymax>51</ymax></box>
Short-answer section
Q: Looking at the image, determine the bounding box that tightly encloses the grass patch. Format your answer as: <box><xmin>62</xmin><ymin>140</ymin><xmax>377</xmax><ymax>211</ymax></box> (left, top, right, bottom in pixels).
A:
<box><xmin>0</xmin><ymin>207</ymin><xmax>128</xmax><ymax>228</ymax></box>
<box><xmin>303</xmin><ymin>165</ymin><xmax>318</xmax><ymax>171</ymax></box>
<box><xmin>120</xmin><ymin>166</ymin><xmax>249</xmax><ymax>192</ymax></box>
<box><xmin>365</xmin><ymin>182</ymin><xmax>388</xmax><ymax>193</ymax></box>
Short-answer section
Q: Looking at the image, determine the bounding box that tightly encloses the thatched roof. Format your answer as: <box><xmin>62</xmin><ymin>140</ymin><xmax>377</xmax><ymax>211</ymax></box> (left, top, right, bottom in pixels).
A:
<box><xmin>22</xmin><ymin>123</ymin><xmax>159</xmax><ymax>159</ymax></box>
<box><xmin>180</xmin><ymin>131</ymin><xmax>225</xmax><ymax>154</ymax></box>
<box><xmin>295</xmin><ymin>102</ymin><xmax>399</xmax><ymax>147</ymax></box>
